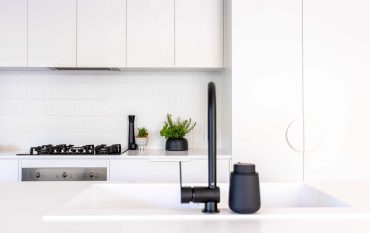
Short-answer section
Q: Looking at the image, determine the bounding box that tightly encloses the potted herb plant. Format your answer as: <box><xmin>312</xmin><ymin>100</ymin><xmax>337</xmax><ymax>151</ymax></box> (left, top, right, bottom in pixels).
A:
<box><xmin>160</xmin><ymin>114</ymin><xmax>196</xmax><ymax>151</ymax></box>
<box><xmin>135</xmin><ymin>127</ymin><xmax>149</xmax><ymax>150</ymax></box>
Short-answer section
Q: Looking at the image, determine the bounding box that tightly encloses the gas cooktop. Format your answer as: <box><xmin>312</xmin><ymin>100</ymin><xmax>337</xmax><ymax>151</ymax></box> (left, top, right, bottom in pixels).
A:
<box><xmin>16</xmin><ymin>144</ymin><xmax>125</xmax><ymax>156</ymax></box>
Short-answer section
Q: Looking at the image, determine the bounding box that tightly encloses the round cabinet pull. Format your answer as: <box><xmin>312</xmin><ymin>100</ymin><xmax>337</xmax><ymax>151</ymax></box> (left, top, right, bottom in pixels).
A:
<box><xmin>285</xmin><ymin>119</ymin><xmax>304</xmax><ymax>152</ymax></box>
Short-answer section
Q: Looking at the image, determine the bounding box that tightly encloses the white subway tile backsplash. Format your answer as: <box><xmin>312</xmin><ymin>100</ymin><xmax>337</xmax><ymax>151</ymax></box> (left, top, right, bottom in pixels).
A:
<box><xmin>0</xmin><ymin>70</ymin><xmax>222</xmax><ymax>151</ymax></box>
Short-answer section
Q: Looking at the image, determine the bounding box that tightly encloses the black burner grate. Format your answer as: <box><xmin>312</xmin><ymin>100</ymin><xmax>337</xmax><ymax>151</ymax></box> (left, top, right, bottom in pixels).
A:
<box><xmin>29</xmin><ymin>144</ymin><xmax>121</xmax><ymax>155</ymax></box>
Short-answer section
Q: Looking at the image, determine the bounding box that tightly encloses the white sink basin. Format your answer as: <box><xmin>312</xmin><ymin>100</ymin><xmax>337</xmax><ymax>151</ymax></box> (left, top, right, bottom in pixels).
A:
<box><xmin>44</xmin><ymin>183</ymin><xmax>350</xmax><ymax>221</ymax></box>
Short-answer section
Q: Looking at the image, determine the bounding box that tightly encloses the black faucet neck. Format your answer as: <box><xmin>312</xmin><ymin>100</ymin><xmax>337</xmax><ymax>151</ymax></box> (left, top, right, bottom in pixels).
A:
<box><xmin>208</xmin><ymin>82</ymin><xmax>217</xmax><ymax>189</ymax></box>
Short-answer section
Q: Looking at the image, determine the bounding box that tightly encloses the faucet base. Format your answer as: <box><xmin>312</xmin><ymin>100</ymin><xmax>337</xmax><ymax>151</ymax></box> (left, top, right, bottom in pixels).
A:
<box><xmin>203</xmin><ymin>202</ymin><xmax>219</xmax><ymax>214</ymax></box>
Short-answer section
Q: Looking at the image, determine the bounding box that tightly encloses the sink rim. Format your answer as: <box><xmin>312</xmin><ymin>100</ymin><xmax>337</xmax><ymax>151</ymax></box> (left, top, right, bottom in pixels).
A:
<box><xmin>63</xmin><ymin>182</ymin><xmax>350</xmax><ymax>208</ymax></box>
<box><xmin>42</xmin><ymin>182</ymin><xmax>357</xmax><ymax>222</ymax></box>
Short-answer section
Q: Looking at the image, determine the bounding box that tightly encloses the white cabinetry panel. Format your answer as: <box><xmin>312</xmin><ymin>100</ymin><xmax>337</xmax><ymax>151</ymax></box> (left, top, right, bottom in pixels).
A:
<box><xmin>127</xmin><ymin>0</ymin><xmax>174</xmax><ymax>67</ymax></box>
<box><xmin>110</xmin><ymin>160</ymin><xmax>179</xmax><ymax>182</ymax></box>
<box><xmin>28</xmin><ymin>0</ymin><xmax>76</xmax><ymax>67</ymax></box>
<box><xmin>0</xmin><ymin>0</ymin><xmax>27</xmax><ymax>67</ymax></box>
<box><xmin>175</xmin><ymin>0</ymin><xmax>223</xmax><ymax>68</ymax></box>
<box><xmin>0</xmin><ymin>160</ymin><xmax>19</xmax><ymax>181</ymax></box>
<box><xmin>77</xmin><ymin>0</ymin><xmax>126</xmax><ymax>67</ymax></box>
<box><xmin>304</xmin><ymin>0</ymin><xmax>370</xmax><ymax>180</ymax></box>
<box><xmin>181</xmin><ymin>159</ymin><xmax>230</xmax><ymax>183</ymax></box>
<box><xmin>110</xmin><ymin>159</ymin><xmax>230</xmax><ymax>183</ymax></box>
<box><xmin>232</xmin><ymin>0</ymin><xmax>303</xmax><ymax>182</ymax></box>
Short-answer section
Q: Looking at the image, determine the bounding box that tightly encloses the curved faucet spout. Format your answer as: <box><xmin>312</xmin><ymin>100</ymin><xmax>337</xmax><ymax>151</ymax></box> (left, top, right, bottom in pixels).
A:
<box><xmin>180</xmin><ymin>82</ymin><xmax>220</xmax><ymax>214</ymax></box>
<box><xmin>208</xmin><ymin>82</ymin><xmax>217</xmax><ymax>190</ymax></box>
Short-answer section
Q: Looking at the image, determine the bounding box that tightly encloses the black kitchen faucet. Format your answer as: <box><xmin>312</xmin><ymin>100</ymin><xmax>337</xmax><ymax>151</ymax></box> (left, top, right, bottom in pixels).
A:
<box><xmin>180</xmin><ymin>82</ymin><xmax>220</xmax><ymax>213</ymax></box>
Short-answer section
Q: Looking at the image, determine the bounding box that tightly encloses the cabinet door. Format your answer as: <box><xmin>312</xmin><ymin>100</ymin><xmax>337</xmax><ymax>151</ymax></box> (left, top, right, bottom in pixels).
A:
<box><xmin>232</xmin><ymin>0</ymin><xmax>303</xmax><ymax>182</ymax></box>
<box><xmin>181</xmin><ymin>159</ymin><xmax>230</xmax><ymax>183</ymax></box>
<box><xmin>127</xmin><ymin>0</ymin><xmax>174</xmax><ymax>67</ymax></box>
<box><xmin>175</xmin><ymin>0</ymin><xmax>223</xmax><ymax>68</ymax></box>
<box><xmin>77</xmin><ymin>0</ymin><xmax>126</xmax><ymax>67</ymax></box>
<box><xmin>0</xmin><ymin>160</ymin><xmax>19</xmax><ymax>182</ymax></box>
<box><xmin>0</xmin><ymin>0</ymin><xmax>27</xmax><ymax>67</ymax></box>
<box><xmin>110</xmin><ymin>160</ymin><xmax>179</xmax><ymax>182</ymax></box>
<box><xmin>28</xmin><ymin>0</ymin><xmax>76</xmax><ymax>67</ymax></box>
<box><xmin>304</xmin><ymin>0</ymin><xmax>370</xmax><ymax>180</ymax></box>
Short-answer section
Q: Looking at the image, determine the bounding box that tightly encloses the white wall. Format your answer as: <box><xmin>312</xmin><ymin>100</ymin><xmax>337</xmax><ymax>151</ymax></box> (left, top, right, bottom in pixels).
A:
<box><xmin>0</xmin><ymin>70</ymin><xmax>222</xmax><ymax>152</ymax></box>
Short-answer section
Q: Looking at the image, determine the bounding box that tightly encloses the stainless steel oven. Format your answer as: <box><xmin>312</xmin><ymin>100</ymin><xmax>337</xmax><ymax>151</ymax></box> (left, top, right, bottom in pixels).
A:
<box><xmin>22</xmin><ymin>167</ymin><xmax>107</xmax><ymax>181</ymax></box>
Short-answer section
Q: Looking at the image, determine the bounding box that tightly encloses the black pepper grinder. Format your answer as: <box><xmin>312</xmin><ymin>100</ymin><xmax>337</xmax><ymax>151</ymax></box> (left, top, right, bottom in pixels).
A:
<box><xmin>128</xmin><ymin>115</ymin><xmax>137</xmax><ymax>150</ymax></box>
<box><xmin>229</xmin><ymin>163</ymin><xmax>261</xmax><ymax>214</ymax></box>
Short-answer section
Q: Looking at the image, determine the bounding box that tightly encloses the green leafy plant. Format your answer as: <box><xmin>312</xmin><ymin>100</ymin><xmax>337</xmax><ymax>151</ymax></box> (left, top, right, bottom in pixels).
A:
<box><xmin>137</xmin><ymin>127</ymin><xmax>148</xmax><ymax>138</ymax></box>
<box><xmin>160</xmin><ymin>114</ymin><xmax>196</xmax><ymax>139</ymax></box>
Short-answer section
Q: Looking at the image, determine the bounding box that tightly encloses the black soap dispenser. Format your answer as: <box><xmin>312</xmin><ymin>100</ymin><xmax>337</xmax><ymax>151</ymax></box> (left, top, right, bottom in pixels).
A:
<box><xmin>228</xmin><ymin>163</ymin><xmax>261</xmax><ymax>214</ymax></box>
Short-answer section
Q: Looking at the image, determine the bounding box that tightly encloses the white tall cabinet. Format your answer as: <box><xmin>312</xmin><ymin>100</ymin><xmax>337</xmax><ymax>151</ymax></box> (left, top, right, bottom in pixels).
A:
<box><xmin>126</xmin><ymin>0</ymin><xmax>174</xmax><ymax>67</ymax></box>
<box><xmin>0</xmin><ymin>0</ymin><xmax>27</xmax><ymax>67</ymax></box>
<box><xmin>77</xmin><ymin>0</ymin><xmax>126</xmax><ymax>67</ymax></box>
<box><xmin>28</xmin><ymin>0</ymin><xmax>76</xmax><ymax>67</ymax></box>
<box><xmin>232</xmin><ymin>0</ymin><xmax>303</xmax><ymax>182</ymax></box>
<box><xmin>175</xmin><ymin>0</ymin><xmax>223</xmax><ymax>68</ymax></box>
<box><xmin>304</xmin><ymin>0</ymin><xmax>370</xmax><ymax>180</ymax></box>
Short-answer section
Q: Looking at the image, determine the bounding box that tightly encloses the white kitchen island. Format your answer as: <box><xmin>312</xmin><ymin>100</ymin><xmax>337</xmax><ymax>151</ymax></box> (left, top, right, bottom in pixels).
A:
<box><xmin>1</xmin><ymin>181</ymin><xmax>370</xmax><ymax>233</ymax></box>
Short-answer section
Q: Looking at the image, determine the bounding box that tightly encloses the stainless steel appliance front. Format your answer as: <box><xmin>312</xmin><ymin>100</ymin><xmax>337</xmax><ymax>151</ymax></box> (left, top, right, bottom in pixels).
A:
<box><xmin>22</xmin><ymin>167</ymin><xmax>107</xmax><ymax>181</ymax></box>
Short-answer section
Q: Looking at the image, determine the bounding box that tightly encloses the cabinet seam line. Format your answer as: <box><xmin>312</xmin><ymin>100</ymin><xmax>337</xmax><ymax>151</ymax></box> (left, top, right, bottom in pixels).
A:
<box><xmin>302</xmin><ymin>0</ymin><xmax>305</xmax><ymax>181</ymax></box>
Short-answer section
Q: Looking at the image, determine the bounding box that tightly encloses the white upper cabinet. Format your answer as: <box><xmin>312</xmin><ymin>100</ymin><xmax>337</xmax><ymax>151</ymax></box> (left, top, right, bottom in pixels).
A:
<box><xmin>28</xmin><ymin>0</ymin><xmax>76</xmax><ymax>67</ymax></box>
<box><xmin>127</xmin><ymin>0</ymin><xmax>174</xmax><ymax>67</ymax></box>
<box><xmin>1</xmin><ymin>0</ymin><xmax>223</xmax><ymax>68</ymax></box>
<box><xmin>0</xmin><ymin>0</ymin><xmax>27</xmax><ymax>67</ymax></box>
<box><xmin>77</xmin><ymin>0</ymin><xmax>126</xmax><ymax>67</ymax></box>
<box><xmin>175</xmin><ymin>0</ymin><xmax>223</xmax><ymax>68</ymax></box>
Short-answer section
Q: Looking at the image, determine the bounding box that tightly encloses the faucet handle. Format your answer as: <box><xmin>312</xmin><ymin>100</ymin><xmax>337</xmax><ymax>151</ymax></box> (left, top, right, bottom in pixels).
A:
<box><xmin>181</xmin><ymin>186</ymin><xmax>220</xmax><ymax>203</ymax></box>
<box><xmin>181</xmin><ymin>187</ymin><xmax>193</xmax><ymax>203</ymax></box>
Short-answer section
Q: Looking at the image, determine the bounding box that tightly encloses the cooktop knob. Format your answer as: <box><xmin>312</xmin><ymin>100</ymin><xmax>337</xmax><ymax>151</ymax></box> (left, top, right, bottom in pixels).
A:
<box><xmin>35</xmin><ymin>172</ymin><xmax>40</xmax><ymax>178</ymax></box>
<box><xmin>62</xmin><ymin>172</ymin><xmax>67</xmax><ymax>178</ymax></box>
<box><xmin>89</xmin><ymin>172</ymin><xmax>94</xmax><ymax>178</ymax></box>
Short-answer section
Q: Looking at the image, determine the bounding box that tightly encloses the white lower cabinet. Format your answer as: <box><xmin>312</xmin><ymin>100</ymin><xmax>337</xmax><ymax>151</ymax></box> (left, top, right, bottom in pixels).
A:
<box><xmin>0</xmin><ymin>160</ymin><xmax>19</xmax><ymax>181</ymax></box>
<box><xmin>181</xmin><ymin>159</ymin><xmax>230</xmax><ymax>183</ymax></box>
<box><xmin>109</xmin><ymin>159</ymin><xmax>230</xmax><ymax>183</ymax></box>
<box><xmin>110</xmin><ymin>160</ymin><xmax>179</xmax><ymax>183</ymax></box>
<box><xmin>0</xmin><ymin>158</ymin><xmax>231</xmax><ymax>182</ymax></box>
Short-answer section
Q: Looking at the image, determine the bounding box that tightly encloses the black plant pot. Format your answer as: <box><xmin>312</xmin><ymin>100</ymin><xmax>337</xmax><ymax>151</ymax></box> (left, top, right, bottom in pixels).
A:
<box><xmin>165</xmin><ymin>138</ymin><xmax>188</xmax><ymax>151</ymax></box>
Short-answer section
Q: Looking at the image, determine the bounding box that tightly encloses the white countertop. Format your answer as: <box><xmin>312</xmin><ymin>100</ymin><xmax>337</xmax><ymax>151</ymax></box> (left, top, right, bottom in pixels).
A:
<box><xmin>1</xmin><ymin>181</ymin><xmax>370</xmax><ymax>233</ymax></box>
<box><xmin>0</xmin><ymin>149</ymin><xmax>232</xmax><ymax>160</ymax></box>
